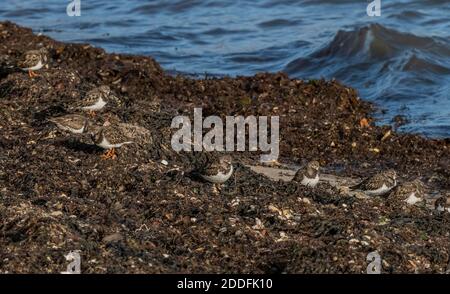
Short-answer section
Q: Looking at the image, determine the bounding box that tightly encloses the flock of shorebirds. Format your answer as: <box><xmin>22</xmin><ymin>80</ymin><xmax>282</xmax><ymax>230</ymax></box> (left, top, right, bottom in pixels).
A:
<box><xmin>6</xmin><ymin>47</ymin><xmax>153</xmax><ymax>160</ymax></box>
<box><xmin>3</xmin><ymin>47</ymin><xmax>449</xmax><ymax>211</ymax></box>
<box><xmin>290</xmin><ymin>161</ymin><xmax>448</xmax><ymax>212</ymax></box>
<box><xmin>48</xmin><ymin>86</ymin><xmax>152</xmax><ymax>160</ymax></box>
<box><xmin>4</xmin><ymin>47</ymin><xmax>239</xmax><ymax>185</ymax></box>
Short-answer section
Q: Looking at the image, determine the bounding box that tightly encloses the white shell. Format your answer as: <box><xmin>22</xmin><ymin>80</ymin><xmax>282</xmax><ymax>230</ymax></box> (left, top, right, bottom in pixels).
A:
<box><xmin>201</xmin><ymin>165</ymin><xmax>233</xmax><ymax>184</ymax></box>
<box><xmin>301</xmin><ymin>174</ymin><xmax>319</xmax><ymax>187</ymax></box>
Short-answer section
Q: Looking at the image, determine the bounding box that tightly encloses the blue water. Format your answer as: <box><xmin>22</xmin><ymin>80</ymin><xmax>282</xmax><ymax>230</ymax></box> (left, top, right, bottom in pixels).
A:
<box><xmin>1</xmin><ymin>0</ymin><xmax>449</xmax><ymax>138</ymax></box>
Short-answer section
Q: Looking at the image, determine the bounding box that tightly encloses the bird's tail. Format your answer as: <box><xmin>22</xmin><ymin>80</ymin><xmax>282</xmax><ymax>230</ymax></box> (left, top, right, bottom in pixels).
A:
<box><xmin>349</xmin><ymin>182</ymin><xmax>363</xmax><ymax>190</ymax></box>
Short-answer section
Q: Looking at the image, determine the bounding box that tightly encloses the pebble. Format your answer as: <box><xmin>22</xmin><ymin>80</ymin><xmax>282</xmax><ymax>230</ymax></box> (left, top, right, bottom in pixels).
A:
<box><xmin>102</xmin><ymin>233</ymin><xmax>123</xmax><ymax>243</ymax></box>
<box><xmin>49</xmin><ymin>211</ymin><xmax>63</xmax><ymax>217</ymax></box>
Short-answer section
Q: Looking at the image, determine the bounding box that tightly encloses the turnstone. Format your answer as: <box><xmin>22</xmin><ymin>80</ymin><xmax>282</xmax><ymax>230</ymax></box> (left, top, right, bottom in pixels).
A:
<box><xmin>350</xmin><ymin>169</ymin><xmax>397</xmax><ymax>196</ymax></box>
<box><xmin>389</xmin><ymin>179</ymin><xmax>424</xmax><ymax>205</ymax></box>
<box><xmin>434</xmin><ymin>196</ymin><xmax>449</xmax><ymax>212</ymax></box>
<box><xmin>91</xmin><ymin>122</ymin><xmax>151</xmax><ymax>159</ymax></box>
<box><xmin>198</xmin><ymin>154</ymin><xmax>234</xmax><ymax>185</ymax></box>
<box><xmin>49</xmin><ymin>114</ymin><xmax>90</xmax><ymax>134</ymax></box>
<box><xmin>292</xmin><ymin>160</ymin><xmax>320</xmax><ymax>188</ymax></box>
<box><xmin>73</xmin><ymin>85</ymin><xmax>119</xmax><ymax>116</ymax></box>
<box><xmin>190</xmin><ymin>153</ymin><xmax>234</xmax><ymax>195</ymax></box>
<box><xmin>17</xmin><ymin>48</ymin><xmax>48</xmax><ymax>78</ymax></box>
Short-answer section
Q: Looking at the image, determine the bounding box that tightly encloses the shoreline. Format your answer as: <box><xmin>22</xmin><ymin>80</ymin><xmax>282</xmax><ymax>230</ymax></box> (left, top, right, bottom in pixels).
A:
<box><xmin>0</xmin><ymin>21</ymin><xmax>449</xmax><ymax>273</ymax></box>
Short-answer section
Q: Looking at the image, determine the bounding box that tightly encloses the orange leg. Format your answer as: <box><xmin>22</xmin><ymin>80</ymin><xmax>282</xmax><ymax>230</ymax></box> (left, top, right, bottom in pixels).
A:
<box><xmin>211</xmin><ymin>184</ymin><xmax>221</xmax><ymax>195</ymax></box>
<box><xmin>28</xmin><ymin>70</ymin><xmax>38</xmax><ymax>78</ymax></box>
<box><xmin>101</xmin><ymin>148</ymin><xmax>117</xmax><ymax>160</ymax></box>
<box><xmin>88</xmin><ymin>110</ymin><xmax>96</xmax><ymax>118</ymax></box>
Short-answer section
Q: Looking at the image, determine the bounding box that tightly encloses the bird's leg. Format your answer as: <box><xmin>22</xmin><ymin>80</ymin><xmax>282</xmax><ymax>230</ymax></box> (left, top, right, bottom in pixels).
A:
<box><xmin>28</xmin><ymin>70</ymin><xmax>38</xmax><ymax>78</ymax></box>
<box><xmin>102</xmin><ymin>148</ymin><xmax>115</xmax><ymax>160</ymax></box>
<box><xmin>101</xmin><ymin>148</ymin><xmax>116</xmax><ymax>160</ymax></box>
<box><xmin>211</xmin><ymin>184</ymin><xmax>221</xmax><ymax>195</ymax></box>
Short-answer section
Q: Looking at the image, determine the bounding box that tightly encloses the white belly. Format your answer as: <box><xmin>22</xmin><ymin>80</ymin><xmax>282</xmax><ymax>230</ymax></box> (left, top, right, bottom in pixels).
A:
<box><xmin>436</xmin><ymin>204</ymin><xmax>449</xmax><ymax>213</ymax></box>
<box><xmin>366</xmin><ymin>184</ymin><xmax>393</xmax><ymax>196</ymax></box>
<box><xmin>97</xmin><ymin>137</ymin><xmax>132</xmax><ymax>149</ymax></box>
<box><xmin>201</xmin><ymin>165</ymin><xmax>233</xmax><ymax>184</ymax></box>
<box><xmin>404</xmin><ymin>192</ymin><xmax>422</xmax><ymax>205</ymax></box>
<box><xmin>83</xmin><ymin>98</ymin><xmax>107</xmax><ymax>111</ymax></box>
<box><xmin>301</xmin><ymin>174</ymin><xmax>319</xmax><ymax>187</ymax></box>
<box><xmin>56</xmin><ymin>123</ymin><xmax>85</xmax><ymax>134</ymax></box>
<box><xmin>22</xmin><ymin>60</ymin><xmax>43</xmax><ymax>71</ymax></box>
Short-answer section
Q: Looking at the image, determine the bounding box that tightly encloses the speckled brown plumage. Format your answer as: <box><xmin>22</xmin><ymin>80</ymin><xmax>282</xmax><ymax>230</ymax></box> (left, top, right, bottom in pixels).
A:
<box><xmin>293</xmin><ymin>160</ymin><xmax>320</xmax><ymax>182</ymax></box>
<box><xmin>17</xmin><ymin>48</ymin><xmax>48</xmax><ymax>70</ymax></box>
<box><xmin>189</xmin><ymin>152</ymin><xmax>233</xmax><ymax>184</ymax></box>
<box><xmin>200</xmin><ymin>155</ymin><xmax>232</xmax><ymax>176</ymax></box>
<box><xmin>92</xmin><ymin>122</ymin><xmax>152</xmax><ymax>149</ymax></box>
<box><xmin>389</xmin><ymin>179</ymin><xmax>425</xmax><ymax>205</ymax></box>
<box><xmin>73</xmin><ymin>85</ymin><xmax>119</xmax><ymax>110</ymax></box>
<box><xmin>49</xmin><ymin>114</ymin><xmax>90</xmax><ymax>134</ymax></box>
<box><xmin>351</xmin><ymin>170</ymin><xmax>397</xmax><ymax>192</ymax></box>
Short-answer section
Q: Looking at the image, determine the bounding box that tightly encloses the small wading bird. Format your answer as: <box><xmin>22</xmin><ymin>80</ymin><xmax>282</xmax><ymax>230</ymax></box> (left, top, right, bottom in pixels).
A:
<box><xmin>91</xmin><ymin>122</ymin><xmax>151</xmax><ymax>160</ymax></box>
<box><xmin>193</xmin><ymin>154</ymin><xmax>234</xmax><ymax>194</ymax></box>
<box><xmin>49</xmin><ymin>114</ymin><xmax>90</xmax><ymax>134</ymax></box>
<box><xmin>72</xmin><ymin>85</ymin><xmax>119</xmax><ymax>117</ymax></box>
<box><xmin>350</xmin><ymin>169</ymin><xmax>397</xmax><ymax>196</ymax></box>
<box><xmin>389</xmin><ymin>179</ymin><xmax>424</xmax><ymax>205</ymax></box>
<box><xmin>293</xmin><ymin>160</ymin><xmax>320</xmax><ymax>188</ymax></box>
<box><xmin>18</xmin><ymin>48</ymin><xmax>48</xmax><ymax>78</ymax></box>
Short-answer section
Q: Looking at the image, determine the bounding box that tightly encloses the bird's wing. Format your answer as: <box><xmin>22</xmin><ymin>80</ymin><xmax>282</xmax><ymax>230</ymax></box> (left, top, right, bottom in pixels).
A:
<box><xmin>119</xmin><ymin>123</ymin><xmax>152</xmax><ymax>145</ymax></box>
<box><xmin>72</xmin><ymin>98</ymin><xmax>93</xmax><ymax>108</ymax></box>
<box><xmin>201</xmin><ymin>164</ymin><xmax>218</xmax><ymax>176</ymax></box>
<box><xmin>50</xmin><ymin>115</ymin><xmax>85</xmax><ymax>130</ymax></box>
<box><xmin>293</xmin><ymin>169</ymin><xmax>305</xmax><ymax>182</ymax></box>
<box><xmin>84</xmin><ymin>90</ymin><xmax>102</xmax><ymax>104</ymax></box>
<box><xmin>192</xmin><ymin>152</ymin><xmax>219</xmax><ymax>175</ymax></box>
<box><xmin>350</xmin><ymin>176</ymin><xmax>372</xmax><ymax>190</ymax></box>
<box><xmin>18</xmin><ymin>51</ymin><xmax>40</xmax><ymax>68</ymax></box>
<box><xmin>105</xmin><ymin>126</ymin><xmax>132</xmax><ymax>145</ymax></box>
<box><xmin>364</xmin><ymin>173</ymin><xmax>387</xmax><ymax>190</ymax></box>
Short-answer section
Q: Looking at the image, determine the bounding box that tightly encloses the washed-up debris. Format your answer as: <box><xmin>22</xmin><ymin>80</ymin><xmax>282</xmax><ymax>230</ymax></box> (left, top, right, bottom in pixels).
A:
<box><xmin>0</xmin><ymin>21</ymin><xmax>448</xmax><ymax>274</ymax></box>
